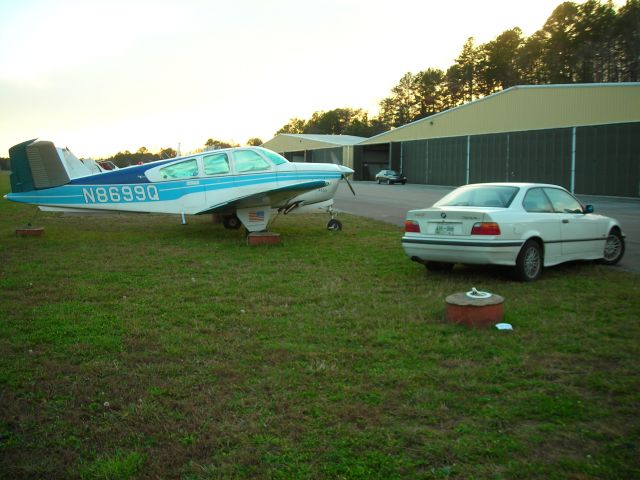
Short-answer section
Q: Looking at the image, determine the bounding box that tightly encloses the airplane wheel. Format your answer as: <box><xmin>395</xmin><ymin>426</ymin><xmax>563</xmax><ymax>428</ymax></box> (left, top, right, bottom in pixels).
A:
<box><xmin>223</xmin><ymin>215</ymin><xmax>242</xmax><ymax>229</ymax></box>
<box><xmin>327</xmin><ymin>218</ymin><xmax>342</xmax><ymax>231</ymax></box>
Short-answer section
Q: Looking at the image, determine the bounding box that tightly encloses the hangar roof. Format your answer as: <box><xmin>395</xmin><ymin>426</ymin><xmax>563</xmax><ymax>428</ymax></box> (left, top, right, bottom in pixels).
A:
<box><xmin>360</xmin><ymin>82</ymin><xmax>640</xmax><ymax>145</ymax></box>
<box><xmin>263</xmin><ymin>134</ymin><xmax>365</xmax><ymax>152</ymax></box>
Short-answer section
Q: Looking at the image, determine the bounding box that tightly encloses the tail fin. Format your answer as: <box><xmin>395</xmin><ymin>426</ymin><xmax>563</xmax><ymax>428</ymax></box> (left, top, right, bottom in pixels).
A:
<box><xmin>9</xmin><ymin>139</ymin><xmax>71</xmax><ymax>192</ymax></box>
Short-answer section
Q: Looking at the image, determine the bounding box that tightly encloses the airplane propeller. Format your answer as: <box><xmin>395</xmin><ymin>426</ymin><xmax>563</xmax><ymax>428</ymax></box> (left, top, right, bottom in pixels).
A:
<box><xmin>342</xmin><ymin>174</ymin><xmax>356</xmax><ymax>196</ymax></box>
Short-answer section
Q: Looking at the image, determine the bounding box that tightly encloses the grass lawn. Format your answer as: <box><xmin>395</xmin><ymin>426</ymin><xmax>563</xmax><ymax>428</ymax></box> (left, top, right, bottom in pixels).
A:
<box><xmin>1</xmin><ymin>171</ymin><xmax>639</xmax><ymax>479</ymax></box>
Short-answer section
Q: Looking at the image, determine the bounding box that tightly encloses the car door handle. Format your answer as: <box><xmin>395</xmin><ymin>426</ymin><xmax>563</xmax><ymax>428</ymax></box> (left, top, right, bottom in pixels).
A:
<box><xmin>562</xmin><ymin>219</ymin><xmax>569</xmax><ymax>224</ymax></box>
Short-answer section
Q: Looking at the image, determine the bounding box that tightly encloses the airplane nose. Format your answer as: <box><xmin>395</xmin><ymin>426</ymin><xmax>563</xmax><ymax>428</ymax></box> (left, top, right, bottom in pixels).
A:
<box><xmin>339</xmin><ymin>165</ymin><xmax>354</xmax><ymax>175</ymax></box>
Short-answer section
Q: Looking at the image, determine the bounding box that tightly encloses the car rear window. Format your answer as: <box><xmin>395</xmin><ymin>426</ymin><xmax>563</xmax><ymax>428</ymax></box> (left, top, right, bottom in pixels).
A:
<box><xmin>436</xmin><ymin>185</ymin><xmax>519</xmax><ymax>208</ymax></box>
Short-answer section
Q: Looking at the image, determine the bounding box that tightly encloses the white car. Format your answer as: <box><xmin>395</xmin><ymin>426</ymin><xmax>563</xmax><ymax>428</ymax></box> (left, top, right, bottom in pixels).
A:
<box><xmin>402</xmin><ymin>183</ymin><xmax>625</xmax><ymax>281</ymax></box>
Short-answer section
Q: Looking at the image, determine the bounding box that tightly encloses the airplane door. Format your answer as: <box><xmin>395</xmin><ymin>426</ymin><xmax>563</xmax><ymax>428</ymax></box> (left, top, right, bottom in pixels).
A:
<box><xmin>203</xmin><ymin>152</ymin><xmax>234</xmax><ymax>209</ymax></box>
<box><xmin>232</xmin><ymin>149</ymin><xmax>280</xmax><ymax>197</ymax></box>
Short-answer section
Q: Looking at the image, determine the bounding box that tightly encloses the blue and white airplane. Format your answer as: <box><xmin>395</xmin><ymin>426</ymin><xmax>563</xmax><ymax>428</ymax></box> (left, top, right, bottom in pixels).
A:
<box><xmin>4</xmin><ymin>139</ymin><xmax>355</xmax><ymax>232</ymax></box>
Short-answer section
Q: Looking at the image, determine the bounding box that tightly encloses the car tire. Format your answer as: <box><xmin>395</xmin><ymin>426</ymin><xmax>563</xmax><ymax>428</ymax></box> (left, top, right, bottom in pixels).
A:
<box><xmin>425</xmin><ymin>261</ymin><xmax>454</xmax><ymax>273</ymax></box>
<box><xmin>515</xmin><ymin>240</ymin><xmax>543</xmax><ymax>282</ymax></box>
<box><xmin>377</xmin><ymin>179</ymin><xmax>382</xmax><ymax>184</ymax></box>
<box><xmin>600</xmin><ymin>229</ymin><xmax>625</xmax><ymax>265</ymax></box>
<box><xmin>402</xmin><ymin>181</ymin><xmax>406</xmax><ymax>185</ymax></box>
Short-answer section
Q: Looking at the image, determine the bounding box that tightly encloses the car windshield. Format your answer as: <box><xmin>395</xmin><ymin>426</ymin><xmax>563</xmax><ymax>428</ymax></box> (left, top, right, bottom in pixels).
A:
<box><xmin>436</xmin><ymin>185</ymin><xmax>519</xmax><ymax>208</ymax></box>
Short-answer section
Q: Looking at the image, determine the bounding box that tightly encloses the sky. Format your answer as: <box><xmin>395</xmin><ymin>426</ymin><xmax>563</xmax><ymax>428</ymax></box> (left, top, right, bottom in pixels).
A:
<box><xmin>0</xmin><ymin>0</ymin><xmax>625</xmax><ymax>158</ymax></box>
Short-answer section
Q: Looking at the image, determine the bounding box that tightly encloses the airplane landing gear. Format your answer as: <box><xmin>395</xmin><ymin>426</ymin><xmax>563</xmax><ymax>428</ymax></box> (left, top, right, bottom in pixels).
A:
<box><xmin>326</xmin><ymin>206</ymin><xmax>342</xmax><ymax>231</ymax></box>
<box><xmin>327</xmin><ymin>218</ymin><xmax>342</xmax><ymax>231</ymax></box>
<box><xmin>223</xmin><ymin>214</ymin><xmax>242</xmax><ymax>229</ymax></box>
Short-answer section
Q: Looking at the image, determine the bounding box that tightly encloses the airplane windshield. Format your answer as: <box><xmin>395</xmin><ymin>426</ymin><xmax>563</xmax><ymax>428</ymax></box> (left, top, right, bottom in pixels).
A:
<box><xmin>235</xmin><ymin>150</ymin><xmax>271</xmax><ymax>172</ymax></box>
<box><xmin>259</xmin><ymin>148</ymin><xmax>288</xmax><ymax>165</ymax></box>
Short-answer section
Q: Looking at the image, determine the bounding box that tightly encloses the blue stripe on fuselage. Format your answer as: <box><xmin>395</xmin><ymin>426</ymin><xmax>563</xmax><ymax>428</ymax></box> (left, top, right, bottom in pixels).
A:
<box><xmin>8</xmin><ymin>170</ymin><xmax>341</xmax><ymax>206</ymax></box>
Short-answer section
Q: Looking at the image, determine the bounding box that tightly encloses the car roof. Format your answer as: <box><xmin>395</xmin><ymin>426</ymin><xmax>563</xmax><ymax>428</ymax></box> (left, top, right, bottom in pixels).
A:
<box><xmin>461</xmin><ymin>182</ymin><xmax>565</xmax><ymax>189</ymax></box>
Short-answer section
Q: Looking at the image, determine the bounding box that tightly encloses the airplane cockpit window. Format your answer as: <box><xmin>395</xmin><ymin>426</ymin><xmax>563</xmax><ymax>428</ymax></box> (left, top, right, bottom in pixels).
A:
<box><xmin>159</xmin><ymin>159</ymin><xmax>199</xmax><ymax>180</ymax></box>
<box><xmin>259</xmin><ymin>148</ymin><xmax>288</xmax><ymax>165</ymax></box>
<box><xmin>234</xmin><ymin>150</ymin><xmax>271</xmax><ymax>173</ymax></box>
<box><xmin>203</xmin><ymin>153</ymin><xmax>230</xmax><ymax>175</ymax></box>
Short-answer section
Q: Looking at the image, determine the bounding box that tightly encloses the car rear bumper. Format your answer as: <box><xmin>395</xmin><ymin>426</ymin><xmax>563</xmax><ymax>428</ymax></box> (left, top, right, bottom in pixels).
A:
<box><xmin>401</xmin><ymin>236</ymin><xmax>524</xmax><ymax>266</ymax></box>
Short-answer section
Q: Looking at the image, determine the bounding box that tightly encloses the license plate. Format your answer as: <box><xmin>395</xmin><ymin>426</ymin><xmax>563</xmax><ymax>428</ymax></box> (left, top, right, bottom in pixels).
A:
<box><xmin>435</xmin><ymin>224</ymin><xmax>455</xmax><ymax>235</ymax></box>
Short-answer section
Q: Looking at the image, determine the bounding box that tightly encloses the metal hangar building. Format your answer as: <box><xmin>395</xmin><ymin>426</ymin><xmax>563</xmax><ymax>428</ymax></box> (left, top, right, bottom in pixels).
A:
<box><xmin>263</xmin><ymin>83</ymin><xmax>640</xmax><ymax>197</ymax></box>
<box><xmin>356</xmin><ymin>83</ymin><xmax>640</xmax><ymax>197</ymax></box>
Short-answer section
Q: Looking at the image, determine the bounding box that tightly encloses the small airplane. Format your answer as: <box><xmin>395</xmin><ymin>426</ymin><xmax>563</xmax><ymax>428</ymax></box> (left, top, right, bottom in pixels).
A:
<box><xmin>4</xmin><ymin>139</ymin><xmax>355</xmax><ymax>233</ymax></box>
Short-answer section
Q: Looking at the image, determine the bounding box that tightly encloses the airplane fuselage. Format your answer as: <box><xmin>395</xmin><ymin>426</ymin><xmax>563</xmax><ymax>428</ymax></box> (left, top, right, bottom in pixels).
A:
<box><xmin>5</xmin><ymin>142</ymin><xmax>354</xmax><ymax>232</ymax></box>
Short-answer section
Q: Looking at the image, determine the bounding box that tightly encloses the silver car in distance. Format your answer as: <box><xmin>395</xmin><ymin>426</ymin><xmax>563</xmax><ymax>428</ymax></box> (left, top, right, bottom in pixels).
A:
<box><xmin>402</xmin><ymin>183</ymin><xmax>625</xmax><ymax>281</ymax></box>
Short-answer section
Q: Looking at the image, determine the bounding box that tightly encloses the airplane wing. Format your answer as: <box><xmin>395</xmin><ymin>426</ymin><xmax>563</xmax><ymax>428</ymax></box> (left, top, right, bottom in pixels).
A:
<box><xmin>197</xmin><ymin>179</ymin><xmax>328</xmax><ymax>215</ymax></box>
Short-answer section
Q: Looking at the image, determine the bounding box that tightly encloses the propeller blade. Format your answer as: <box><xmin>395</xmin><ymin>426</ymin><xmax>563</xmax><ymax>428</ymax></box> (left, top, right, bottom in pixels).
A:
<box><xmin>342</xmin><ymin>174</ymin><xmax>356</xmax><ymax>196</ymax></box>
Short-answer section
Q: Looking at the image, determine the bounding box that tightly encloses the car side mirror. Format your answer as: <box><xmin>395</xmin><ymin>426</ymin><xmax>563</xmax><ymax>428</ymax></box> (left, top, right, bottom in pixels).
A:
<box><xmin>584</xmin><ymin>204</ymin><xmax>594</xmax><ymax>214</ymax></box>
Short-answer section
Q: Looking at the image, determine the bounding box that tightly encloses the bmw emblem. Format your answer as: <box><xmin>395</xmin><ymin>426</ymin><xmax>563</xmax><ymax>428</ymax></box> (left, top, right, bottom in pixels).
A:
<box><xmin>441</xmin><ymin>212</ymin><xmax>447</xmax><ymax>219</ymax></box>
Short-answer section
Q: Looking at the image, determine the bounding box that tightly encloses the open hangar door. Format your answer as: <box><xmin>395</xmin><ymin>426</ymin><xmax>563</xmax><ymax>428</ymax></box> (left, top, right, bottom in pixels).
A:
<box><xmin>306</xmin><ymin>147</ymin><xmax>343</xmax><ymax>164</ymax></box>
<box><xmin>353</xmin><ymin>143</ymin><xmax>401</xmax><ymax>181</ymax></box>
<box><xmin>282</xmin><ymin>150</ymin><xmax>306</xmax><ymax>162</ymax></box>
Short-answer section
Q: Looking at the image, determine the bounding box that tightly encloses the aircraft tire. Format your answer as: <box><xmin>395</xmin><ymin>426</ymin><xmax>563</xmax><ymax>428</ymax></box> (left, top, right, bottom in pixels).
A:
<box><xmin>327</xmin><ymin>218</ymin><xmax>342</xmax><ymax>231</ymax></box>
<box><xmin>223</xmin><ymin>215</ymin><xmax>242</xmax><ymax>230</ymax></box>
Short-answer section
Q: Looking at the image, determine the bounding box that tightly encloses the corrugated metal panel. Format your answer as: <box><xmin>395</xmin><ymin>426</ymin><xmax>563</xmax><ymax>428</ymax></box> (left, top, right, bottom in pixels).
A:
<box><xmin>342</xmin><ymin>146</ymin><xmax>354</xmax><ymax>169</ymax></box>
<box><xmin>575</xmin><ymin>122</ymin><xmax>640</xmax><ymax>197</ymax></box>
<box><xmin>353</xmin><ymin>146</ymin><xmax>364</xmax><ymax>180</ymax></box>
<box><xmin>508</xmin><ymin>128</ymin><xmax>572</xmax><ymax>187</ymax></box>
<box><xmin>427</xmin><ymin>137</ymin><xmax>467</xmax><ymax>186</ymax></box>
<box><xmin>359</xmin><ymin>121</ymin><xmax>640</xmax><ymax>197</ymax></box>
<box><xmin>360</xmin><ymin>83</ymin><xmax>640</xmax><ymax>145</ymax></box>
<box><xmin>307</xmin><ymin>147</ymin><xmax>343</xmax><ymax>164</ymax></box>
<box><xmin>469</xmin><ymin>134</ymin><xmax>508</xmax><ymax>183</ymax></box>
<box><xmin>402</xmin><ymin>140</ymin><xmax>428</xmax><ymax>184</ymax></box>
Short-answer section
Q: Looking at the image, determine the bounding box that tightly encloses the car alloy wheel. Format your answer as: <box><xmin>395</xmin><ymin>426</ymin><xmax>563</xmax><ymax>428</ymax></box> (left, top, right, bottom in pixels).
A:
<box><xmin>515</xmin><ymin>240</ymin><xmax>542</xmax><ymax>282</ymax></box>
<box><xmin>601</xmin><ymin>229</ymin><xmax>625</xmax><ymax>265</ymax></box>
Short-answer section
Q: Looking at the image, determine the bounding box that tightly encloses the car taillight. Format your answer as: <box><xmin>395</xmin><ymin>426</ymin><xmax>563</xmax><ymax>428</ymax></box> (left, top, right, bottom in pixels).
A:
<box><xmin>471</xmin><ymin>222</ymin><xmax>501</xmax><ymax>235</ymax></box>
<box><xmin>404</xmin><ymin>220</ymin><xmax>421</xmax><ymax>233</ymax></box>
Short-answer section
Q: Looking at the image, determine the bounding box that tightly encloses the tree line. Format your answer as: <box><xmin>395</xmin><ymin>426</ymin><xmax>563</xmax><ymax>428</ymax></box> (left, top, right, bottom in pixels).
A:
<box><xmin>277</xmin><ymin>0</ymin><xmax>640</xmax><ymax>133</ymax></box>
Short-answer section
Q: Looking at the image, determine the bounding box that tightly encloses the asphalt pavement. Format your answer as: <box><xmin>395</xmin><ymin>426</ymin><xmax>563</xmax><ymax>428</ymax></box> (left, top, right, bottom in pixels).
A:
<box><xmin>334</xmin><ymin>181</ymin><xmax>640</xmax><ymax>273</ymax></box>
